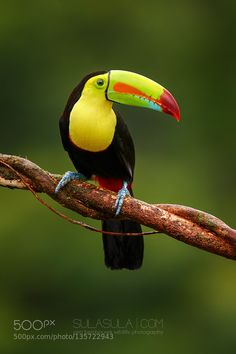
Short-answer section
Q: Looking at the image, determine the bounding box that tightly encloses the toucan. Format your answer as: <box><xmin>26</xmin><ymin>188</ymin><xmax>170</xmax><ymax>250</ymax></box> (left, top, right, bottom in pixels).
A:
<box><xmin>55</xmin><ymin>70</ymin><xmax>180</xmax><ymax>270</ymax></box>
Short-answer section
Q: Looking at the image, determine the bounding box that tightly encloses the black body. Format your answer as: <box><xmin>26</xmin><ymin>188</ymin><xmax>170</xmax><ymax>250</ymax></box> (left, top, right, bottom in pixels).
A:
<box><xmin>59</xmin><ymin>71</ymin><xmax>144</xmax><ymax>270</ymax></box>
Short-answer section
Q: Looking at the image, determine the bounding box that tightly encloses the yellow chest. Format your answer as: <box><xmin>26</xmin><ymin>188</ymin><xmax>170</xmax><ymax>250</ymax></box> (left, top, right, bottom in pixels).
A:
<box><xmin>69</xmin><ymin>98</ymin><xmax>116</xmax><ymax>152</ymax></box>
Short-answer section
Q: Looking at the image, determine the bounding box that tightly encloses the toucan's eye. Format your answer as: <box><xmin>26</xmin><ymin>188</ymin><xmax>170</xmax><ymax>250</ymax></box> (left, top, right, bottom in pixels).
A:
<box><xmin>96</xmin><ymin>78</ymin><xmax>105</xmax><ymax>88</ymax></box>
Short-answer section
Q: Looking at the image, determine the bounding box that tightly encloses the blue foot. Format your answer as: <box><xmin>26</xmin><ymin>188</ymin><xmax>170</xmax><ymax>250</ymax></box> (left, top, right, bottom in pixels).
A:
<box><xmin>115</xmin><ymin>181</ymin><xmax>130</xmax><ymax>216</ymax></box>
<box><xmin>55</xmin><ymin>171</ymin><xmax>86</xmax><ymax>193</ymax></box>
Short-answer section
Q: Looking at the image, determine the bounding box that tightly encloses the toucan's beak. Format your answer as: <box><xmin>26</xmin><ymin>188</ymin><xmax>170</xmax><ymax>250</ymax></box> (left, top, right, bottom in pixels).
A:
<box><xmin>107</xmin><ymin>70</ymin><xmax>180</xmax><ymax>121</ymax></box>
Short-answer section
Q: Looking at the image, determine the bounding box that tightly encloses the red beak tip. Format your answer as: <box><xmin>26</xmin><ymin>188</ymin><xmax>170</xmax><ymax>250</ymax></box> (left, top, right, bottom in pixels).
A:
<box><xmin>161</xmin><ymin>89</ymin><xmax>180</xmax><ymax>122</ymax></box>
<box><xmin>175</xmin><ymin>111</ymin><xmax>181</xmax><ymax>122</ymax></box>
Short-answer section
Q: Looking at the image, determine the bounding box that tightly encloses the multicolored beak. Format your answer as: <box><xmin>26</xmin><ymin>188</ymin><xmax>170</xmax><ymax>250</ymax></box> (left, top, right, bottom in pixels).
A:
<box><xmin>106</xmin><ymin>70</ymin><xmax>180</xmax><ymax>121</ymax></box>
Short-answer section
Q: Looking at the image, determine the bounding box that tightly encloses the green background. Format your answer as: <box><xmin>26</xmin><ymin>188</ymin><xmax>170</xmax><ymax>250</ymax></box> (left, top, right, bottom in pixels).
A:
<box><xmin>0</xmin><ymin>0</ymin><xmax>235</xmax><ymax>353</ymax></box>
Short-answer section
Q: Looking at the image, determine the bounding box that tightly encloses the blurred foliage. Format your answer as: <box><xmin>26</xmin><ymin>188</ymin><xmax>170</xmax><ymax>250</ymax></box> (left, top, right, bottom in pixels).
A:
<box><xmin>0</xmin><ymin>1</ymin><xmax>236</xmax><ymax>353</ymax></box>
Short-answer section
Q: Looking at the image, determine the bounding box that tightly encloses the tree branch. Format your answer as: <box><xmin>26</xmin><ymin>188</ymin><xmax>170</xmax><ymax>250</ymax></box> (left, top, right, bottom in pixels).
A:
<box><xmin>0</xmin><ymin>153</ymin><xmax>236</xmax><ymax>260</ymax></box>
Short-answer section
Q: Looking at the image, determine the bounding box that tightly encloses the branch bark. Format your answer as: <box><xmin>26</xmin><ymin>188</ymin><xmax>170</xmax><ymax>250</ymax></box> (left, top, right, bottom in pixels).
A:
<box><xmin>0</xmin><ymin>153</ymin><xmax>236</xmax><ymax>260</ymax></box>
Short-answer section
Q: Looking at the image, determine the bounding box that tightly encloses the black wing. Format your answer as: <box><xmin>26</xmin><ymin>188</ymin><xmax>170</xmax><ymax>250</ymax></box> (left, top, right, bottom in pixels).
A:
<box><xmin>111</xmin><ymin>110</ymin><xmax>135</xmax><ymax>182</ymax></box>
<box><xmin>59</xmin><ymin>114</ymin><xmax>70</xmax><ymax>152</ymax></box>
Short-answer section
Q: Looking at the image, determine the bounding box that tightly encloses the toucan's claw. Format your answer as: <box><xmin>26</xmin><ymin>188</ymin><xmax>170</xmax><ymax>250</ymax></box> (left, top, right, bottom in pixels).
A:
<box><xmin>115</xmin><ymin>181</ymin><xmax>130</xmax><ymax>216</ymax></box>
<box><xmin>55</xmin><ymin>171</ymin><xmax>86</xmax><ymax>193</ymax></box>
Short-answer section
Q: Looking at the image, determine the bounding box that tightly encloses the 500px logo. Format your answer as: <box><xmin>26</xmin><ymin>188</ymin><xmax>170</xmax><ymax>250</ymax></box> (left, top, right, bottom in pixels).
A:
<box><xmin>13</xmin><ymin>320</ymin><xmax>55</xmax><ymax>331</ymax></box>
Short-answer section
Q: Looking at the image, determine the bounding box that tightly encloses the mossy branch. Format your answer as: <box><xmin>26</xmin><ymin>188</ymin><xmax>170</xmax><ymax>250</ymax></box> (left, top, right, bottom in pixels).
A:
<box><xmin>0</xmin><ymin>153</ymin><xmax>236</xmax><ymax>260</ymax></box>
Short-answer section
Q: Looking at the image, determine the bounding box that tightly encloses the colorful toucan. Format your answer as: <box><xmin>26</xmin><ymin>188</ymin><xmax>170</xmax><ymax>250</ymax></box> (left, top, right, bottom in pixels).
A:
<box><xmin>55</xmin><ymin>70</ymin><xmax>180</xmax><ymax>270</ymax></box>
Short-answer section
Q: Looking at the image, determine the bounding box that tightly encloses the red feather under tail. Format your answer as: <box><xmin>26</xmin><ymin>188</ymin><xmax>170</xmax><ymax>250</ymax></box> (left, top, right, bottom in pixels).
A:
<box><xmin>96</xmin><ymin>176</ymin><xmax>132</xmax><ymax>192</ymax></box>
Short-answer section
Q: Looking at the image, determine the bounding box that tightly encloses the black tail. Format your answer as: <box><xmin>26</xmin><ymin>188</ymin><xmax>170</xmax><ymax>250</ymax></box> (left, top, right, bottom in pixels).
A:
<box><xmin>102</xmin><ymin>220</ymin><xmax>144</xmax><ymax>270</ymax></box>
